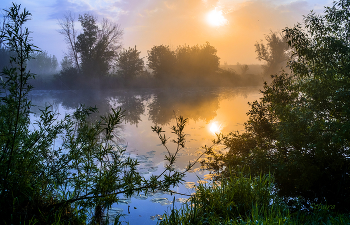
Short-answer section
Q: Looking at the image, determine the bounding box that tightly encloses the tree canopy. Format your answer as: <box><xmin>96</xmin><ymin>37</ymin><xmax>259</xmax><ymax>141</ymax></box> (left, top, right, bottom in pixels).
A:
<box><xmin>59</xmin><ymin>12</ymin><xmax>122</xmax><ymax>81</ymax></box>
<box><xmin>116</xmin><ymin>46</ymin><xmax>144</xmax><ymax>84</ymax></box>
<box><xmin>147</xmin><ymin>42</ymin><xmax>220</xmax><ymax>86</ymax></box>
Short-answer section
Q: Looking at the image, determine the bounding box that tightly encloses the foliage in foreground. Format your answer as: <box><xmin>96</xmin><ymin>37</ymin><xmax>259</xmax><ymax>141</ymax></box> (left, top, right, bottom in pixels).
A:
<box><xmin>159</xmin><ymin>171</ymin><xmax>350</xmax><ymax>225</ymax></box>
<box><xmin>0</xmin><ymin>4</ymin><xmax>195</xmax><ymax>224</ymax></box>
<box><xmin>204</xmin><ymin>0</ymin><xmax>350</xmax><ymax>213</ymax></box>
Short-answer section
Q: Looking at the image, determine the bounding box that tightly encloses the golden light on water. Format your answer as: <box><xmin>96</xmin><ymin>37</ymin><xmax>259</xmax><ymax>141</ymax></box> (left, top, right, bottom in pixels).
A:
<box><xmin>206</xmin><ymin>8</ymin><xmax>228</xmax><ymax>27</ymax></box>
<box><xmin>209</xmin><ymin>121</ymin><xmax>223</xmax><ymax>134</ymax></box>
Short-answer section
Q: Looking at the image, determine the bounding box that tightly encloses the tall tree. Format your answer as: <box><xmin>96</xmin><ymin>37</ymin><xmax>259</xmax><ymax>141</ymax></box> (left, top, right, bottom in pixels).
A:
<box><xmin>76</xmin><ymin>13</ymin><xmax>122</xmax><ymax>79</ymax></box>
<box><xmin>58</xmin><ymin>12</ymin><xmax>80</xmax><ymax>72</ymax></box>
<box><xmin>76</xmin><ymin>13</ymin><xmax>98</xmax><ymax>77</ymax></box>
<box><xmin>59</xmin><ymin>13</ymin><xmax>122</xmax><ymax>80</ymax></box>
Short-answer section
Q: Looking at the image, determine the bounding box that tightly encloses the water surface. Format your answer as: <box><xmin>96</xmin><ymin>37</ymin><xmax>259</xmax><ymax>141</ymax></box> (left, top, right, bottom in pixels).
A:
<box><xmin>29</xmin><ymin>86</ymin><xmax>262</xmax><ymax>224</ymax></box>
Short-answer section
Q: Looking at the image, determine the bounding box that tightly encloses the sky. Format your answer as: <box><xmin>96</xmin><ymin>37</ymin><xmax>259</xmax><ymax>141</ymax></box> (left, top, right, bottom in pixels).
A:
<box><xmin>0</xmin><ymin>0</ymin><xmax>333</xmax><ymax>65</ymax></box>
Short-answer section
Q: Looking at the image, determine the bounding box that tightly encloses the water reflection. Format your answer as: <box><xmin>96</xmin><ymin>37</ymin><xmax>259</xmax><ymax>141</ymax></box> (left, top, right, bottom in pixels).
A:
<box><xmin>208</xmin><ymin>121</ymin><xmax>223</xmax><ymax>135</ymax></box>
<box><xmin>109</xmin><ymin>92</ymin><xmax>149</xmax><ymax>126</ymax></box>
<box><xmin>148</xmin><ymin>88</ymin><xmax>220</xmax><ymax>125</ymax></box>
<box><xmin>28</xmin><ymin>86</ymin><xmax>262</xmax><ymax>225</ymax></box>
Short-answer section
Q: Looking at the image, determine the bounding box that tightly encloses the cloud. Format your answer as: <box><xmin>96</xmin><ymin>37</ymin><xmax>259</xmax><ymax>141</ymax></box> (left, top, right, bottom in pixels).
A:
<box><xmin>49</xmin><ymin>0</ymin><xmax>91</xmax><ymax>19</ymax></box>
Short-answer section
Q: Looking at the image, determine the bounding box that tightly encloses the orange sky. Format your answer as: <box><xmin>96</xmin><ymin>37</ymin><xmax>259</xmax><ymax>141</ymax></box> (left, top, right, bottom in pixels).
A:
<box><xmin>0</xmin><ymin>0</ymin><xmax>333</xmax><ymax>65</ymax></box>
<box><xmin>119</xmin><ymin>0</ymin><xmax>329</xmax><ymax>64</ymax></box>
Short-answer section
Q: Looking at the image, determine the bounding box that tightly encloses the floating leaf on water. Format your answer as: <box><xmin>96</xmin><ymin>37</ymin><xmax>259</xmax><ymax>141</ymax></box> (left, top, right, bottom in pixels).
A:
<box><xmin>151</xmin><ymin>191</ymin><xmax>163</xmax><ymax>198</ymax></box>
<box><xmin>134</xmin><ymin>194</ymin><xmax>148</xmax><ymax>200</ymax></box>
<box><xmin>184</xmin><ymin>182</ymin><xmax>196</xmax><ymax>189</ymax></box>
<box><xmin>151</xmin><ymin>197</ymin><xmax>172</xmax><ymax>205</ymax></box>
<box><xmin>176</xmin><ymin>198</ymin><xmax>188</xmax><ymax>203</ymax></box>
<box><xmin>204</xmin><ymin>173</ymin><xmax>219</xmax><ymax>180</ymax></box>
<box><xmin>107</xmin><ymin>207</ymin><xmax>123</xmax><ymax>217</ymax></box>
<box><xmin>193</xmin><ymin>168</ymin><xmax>201</xmax><ymax>172</ymax></box>
<box><xmin>197</xmin><ymin>180</ymin><xmax>208</xmax><ymax>185</ymax></box>
<box><xmin>117</xmin><ymin>198</ymin><xmax>131</xmax><ymax>204</ymax></box>
<box><xmin>204</xmin><ymin>174</ymin><xmax>213</xmax><ymax>180</ymax></box>
<box><xmin>150</xmin><ymin>214</ymin><xmax>163</xmax><ymax>221</ymax></box>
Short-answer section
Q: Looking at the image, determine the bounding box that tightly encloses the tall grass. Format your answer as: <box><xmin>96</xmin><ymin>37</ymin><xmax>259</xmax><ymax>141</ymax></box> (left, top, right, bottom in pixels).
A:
<box><xmin>159</xmin><ymin>170</ymin><xmax>350</xmax><ymax>225</ymax></box>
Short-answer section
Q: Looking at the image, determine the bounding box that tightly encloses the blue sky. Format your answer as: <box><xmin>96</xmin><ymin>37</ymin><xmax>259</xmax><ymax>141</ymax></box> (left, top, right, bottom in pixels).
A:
<box><xmin>0</xmin><ymin>0</ymin><xmax>334</xmax><ymax>65</ymax></box>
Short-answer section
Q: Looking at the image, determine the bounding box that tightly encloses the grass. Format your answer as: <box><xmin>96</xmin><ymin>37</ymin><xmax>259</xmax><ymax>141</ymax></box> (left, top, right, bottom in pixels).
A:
<box><xmin>158</xmin><ymin>170</ymin><xmax>350</xmax><ymax>225</ymax></box>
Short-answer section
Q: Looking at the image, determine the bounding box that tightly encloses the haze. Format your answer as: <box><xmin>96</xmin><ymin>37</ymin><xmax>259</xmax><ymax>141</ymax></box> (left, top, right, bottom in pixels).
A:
<box><xmin>0</xmin><ymin>0</ymin><xmax>332</xmax><ymax>65</ymax></box>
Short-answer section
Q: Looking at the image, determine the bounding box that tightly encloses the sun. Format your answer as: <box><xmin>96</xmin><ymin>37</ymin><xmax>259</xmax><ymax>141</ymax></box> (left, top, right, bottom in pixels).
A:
<box><xmin>206</xmin><ymin>8</ymin><xmax>228</xmax><ymax>27</ymax></box>
<box><xmin>209</xmin><ymin>121</ymin><xmax>223</xmax><ymax>135</ymax></box>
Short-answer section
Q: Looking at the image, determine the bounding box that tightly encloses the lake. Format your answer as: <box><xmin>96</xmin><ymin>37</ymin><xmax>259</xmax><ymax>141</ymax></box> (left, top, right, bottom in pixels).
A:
<box><xmin>28</xmin><ymin>86</ymin><xmax>262</xmax><ymax>224</ymax></box>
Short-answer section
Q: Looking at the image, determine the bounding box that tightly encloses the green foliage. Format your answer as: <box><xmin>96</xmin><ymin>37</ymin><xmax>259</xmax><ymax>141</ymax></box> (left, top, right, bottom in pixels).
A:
<box><xmin>116</xmin><ymin>46</ymin><xmax>144</xmax><ymax>84</ymax></box>
<box><xmin>147</xmin><ymin>42</ymin><xmax>221</xmax><ymax>86</ymax></box>
<box><xmin>151</xmin><ymin>116</ymin><xmax>205</xmax><ymax>190</ymax></box>
<box><xmin>176</xmin><ymin>42</ymin><xmax>220</xmax><ymax>77</ymax></box>
<box><xmin>206</xmin><ymin>0</ymin><xmax>350</xmax><ymax>213</ymax></box>
<box><xmin>75</xmin><ymin>13</ymin><xmax>122</xmax><ymax>79</ymax></box>
<box><xmin>159</xmin><ymin>170</ymin><xmax>350</xmax><ymax>225</ymax></box>
<box><xmin>159</xmin><ymin>171</ymin><xmax>290</xmax><ymax>225</ymax></box>
<box><xmin>147</xmin><ymin>44</ymin><xmax>177</xmax><ymax>81</ymax></box>
<box><xmin>0</xmin><ymin>4</ymin><xmax>190</xmax><ymax>224</ymax></box>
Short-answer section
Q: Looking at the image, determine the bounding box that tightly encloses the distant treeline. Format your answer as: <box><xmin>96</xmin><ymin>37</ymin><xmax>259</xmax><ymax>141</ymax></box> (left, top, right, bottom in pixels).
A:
<box><xmin>0</xmin><ymin>44</ymin><xmax>265</xmax><ymax>89</ymax></box>
<box><xmin>0</xmin><ymin>12</ymin><xmax>287</xmax><ymax>90</ymax></box>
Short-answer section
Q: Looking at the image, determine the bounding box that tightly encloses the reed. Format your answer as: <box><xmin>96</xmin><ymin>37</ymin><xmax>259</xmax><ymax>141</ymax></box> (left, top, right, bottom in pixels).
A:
<box><xmin>159</xmin><ymin>170</ymin><xmax>350</xmax><ymax>225</ymax></box>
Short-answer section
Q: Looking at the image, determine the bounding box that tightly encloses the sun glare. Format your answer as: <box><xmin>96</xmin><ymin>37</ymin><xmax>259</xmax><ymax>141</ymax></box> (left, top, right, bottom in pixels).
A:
<box><xmin>209</xmin><ymin>121</ymin><xmax>222</xmax><ymax>135</ymax></box>
<box><xmin>206</xmin><ymin>8</ymin><xmax>228</xmax><ymax>27</ymax></box>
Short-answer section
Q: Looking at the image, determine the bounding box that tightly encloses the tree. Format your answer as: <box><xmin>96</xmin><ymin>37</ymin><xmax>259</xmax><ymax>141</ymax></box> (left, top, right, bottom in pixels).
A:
<box><xmin>58</xmin><ymin>12</ymin><xmax>80</xmax><ymax>72</ymax></box>
<box><xmin>76</xmin><ymin>13</ymin><xmax>122</xmax><ymax>79</ymax></box>
<box><xmin>0</xmin><ymin>4</ymin><xmax>197</xmax><ymax>224</ymax></box>
<box><xmin>60</xmin><ymin>55</ymin><xmax>73</xmax><ymax>70</ymax></box>
<box><xmin>147</xmin><ymin>45</ymin><xmax>176</xmax><ymax>81</ymax></box>
<box><xmin>176</xmin><ymin>42</ymin><xmax>220</xmax><ymax>79</ymax></box>
<box><xmin>206</xmin><ymin>0</ymin><xmax>350</xmax><ymax>213</ymax></box>
<box><xmin>255</xmin><ymin>31</ymin><xmax>289</xmax><ymax>76</ymax></box>
<box><xmin>147</xmin><ymin>43</ymin><xmax>220</xmax><ymax>86</ymax></box>
<box><xmin>26</xmin><ymin>51</ymin><xmax>58</xmax><ymax>75</ymax></box>
<box><xmin>116</xmin><ymin>46</ymin><xmax>144</xmax><ymax>84</ymax></box>
<box><xmin>59</xmin><ymin>13</ymin><xmax>122</xmax><ymax>80</ymax></box>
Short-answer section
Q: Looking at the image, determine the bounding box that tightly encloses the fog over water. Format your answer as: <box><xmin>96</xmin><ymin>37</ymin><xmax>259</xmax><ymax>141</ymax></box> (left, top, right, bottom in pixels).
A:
<box><xmin>29</xmin><ymin>86</ymin><xmax>261</xmax><ymax>224</ymax></box>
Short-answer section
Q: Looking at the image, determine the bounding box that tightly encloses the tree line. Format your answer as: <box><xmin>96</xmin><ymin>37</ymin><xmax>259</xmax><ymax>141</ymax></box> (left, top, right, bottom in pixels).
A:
<box><xmin>1</xmin><ymin>11</ymin><xmax>285</xmax><ymax>89</ymax></box>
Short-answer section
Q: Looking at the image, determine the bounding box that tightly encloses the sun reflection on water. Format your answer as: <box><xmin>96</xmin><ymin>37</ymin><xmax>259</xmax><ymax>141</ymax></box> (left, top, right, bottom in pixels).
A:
<box><xmin>208</xmin><ymin>121</ymin><xmax>223</xmax><ymax>135</ymax></box>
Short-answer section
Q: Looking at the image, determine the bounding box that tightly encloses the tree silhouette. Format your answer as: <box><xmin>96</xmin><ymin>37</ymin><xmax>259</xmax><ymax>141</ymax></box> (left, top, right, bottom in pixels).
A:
<box><xmin>255</xmin><ymin>32</ymin><xmax>289</xmax><ymax>76</ymax></box>
<box><xmin>116</xmin><ymin>46</ymin><xmax>144</xmax><ymax>85</ymax></box>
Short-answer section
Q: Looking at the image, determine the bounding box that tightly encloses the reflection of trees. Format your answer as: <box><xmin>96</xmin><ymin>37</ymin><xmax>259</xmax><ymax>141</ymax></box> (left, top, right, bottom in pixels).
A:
<box><xmin>112</xmin><ymin>92</ymin><xmax>149</xmax><ymax>126</ymax></box>
<box><xmin>148</xmin><ymin>88</ymin><xmax>221</xmax><ymax>125</ymax></box>
<box><xmin>29</xmin><ymin>87</ymin><xmax>261</xmax><ymax>127</ymax></box>
<box><xmin>29</xmin><ymin>90</ymin><xmax>151</xmax><ymax>126</ymax></box>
